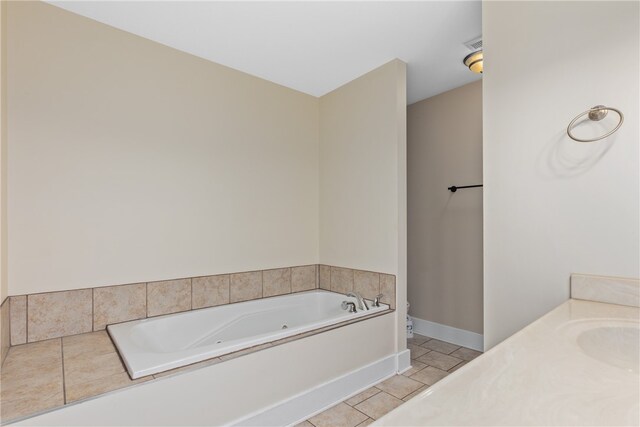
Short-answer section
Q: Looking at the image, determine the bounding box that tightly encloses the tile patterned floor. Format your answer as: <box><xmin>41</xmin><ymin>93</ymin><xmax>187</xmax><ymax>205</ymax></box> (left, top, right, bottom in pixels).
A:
<box><xmin>297</xmin><ymin>334</ymin><xmax>482</xmax><ymax>427</ymax></box>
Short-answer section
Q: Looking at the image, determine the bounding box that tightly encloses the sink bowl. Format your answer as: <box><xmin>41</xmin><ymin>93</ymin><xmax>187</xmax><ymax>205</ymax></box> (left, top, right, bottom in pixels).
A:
<box><xmin>576</xmin><ymin>324</ymin><xmax>639</xmax><ymax>374</ymax></box>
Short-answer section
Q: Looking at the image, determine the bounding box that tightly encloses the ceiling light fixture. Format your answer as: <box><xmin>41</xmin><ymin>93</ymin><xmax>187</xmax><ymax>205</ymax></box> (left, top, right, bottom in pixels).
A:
<box><xmin>463</xmin><ymin>50</ymin><xmax>483</xmax><ymax>73</ymax></box>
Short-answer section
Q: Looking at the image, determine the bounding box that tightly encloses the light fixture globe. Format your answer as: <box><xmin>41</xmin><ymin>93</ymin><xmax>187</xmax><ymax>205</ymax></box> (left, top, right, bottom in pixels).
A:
<box><xmin>463</xmin><ymin>50</ymin><xmax>483</xmax><ymax>73</ymax></box>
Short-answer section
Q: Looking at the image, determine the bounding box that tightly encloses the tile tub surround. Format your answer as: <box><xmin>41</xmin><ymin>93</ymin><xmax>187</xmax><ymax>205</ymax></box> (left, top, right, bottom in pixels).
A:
<box><xmin>571</xmin><ymin>273</ymin><xmax>640</xmax><ymax>307</ymax></box>
<box><xmin>1</xmin><ymin>298</ymin><xmax>9</xmax><ymax>365</ymax></box>
<box><xmin>297</xmin><ymin>333</ymin><xmax>481</xmax><ymax>427</ymax></box>
<box><xmin>6</xmin><ymin>264</ymin><xmax>397</xmax><ymax>344</ymax></box>
<box><xmin>0</xmin><ymin>306</ymin><xmax>395</xmax><ymax>423</ymax></box>
<box><xmin>374</xmin><ymin>300</ymin><xmax>640</xmax><ymax>426</ymax></box>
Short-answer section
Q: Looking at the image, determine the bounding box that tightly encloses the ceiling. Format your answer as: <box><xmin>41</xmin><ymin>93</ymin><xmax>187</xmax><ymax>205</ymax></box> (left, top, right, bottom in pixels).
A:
<box><xmin>48</xmin><ymin>1</ymin><xmax>482</xmax><ymax>105</ymax></box>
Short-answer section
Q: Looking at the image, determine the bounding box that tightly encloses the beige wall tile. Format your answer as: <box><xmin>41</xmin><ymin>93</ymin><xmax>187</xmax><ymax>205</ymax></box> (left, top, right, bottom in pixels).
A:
<box><xmin>147</xmin><ymin>279</ymin><xmax>191</xmax><ymax>317</ymax></box>
<box><xmin>354</xmin><ymin>270</ymin><xmax>380</xmax><ymax>300</ymax></box>
<box><xmin>263</xmin><ymin>268</ymin><xmax>291</xmax><ymax>297</ymax></box>
<box><xmin>291</xmin><ymin>265</ymin><xmax>316</xmax><ymax>293</ymax></box>
<box><xmin>9</xmin><ymin>296</ymin><xmax>27</xmax><ymax>345</ymax></box>
<box><xmin>1</xmin><ymin>299</ymin><xmax>9</xmax><ymax>364</ymax></box>
<box><xmin>192</xmin><ymin>275</ymin><xmax>230</xmax><ymax>309</ymax></box>
<box><xmin>27</xmin><ymin>289</ymin><xmax>92</xmax><ymax>342</ymax></box>
<box><xmin>319</xmin><ymin>265</ymin><xmax>331</xmax><ymax>290</ymax></box>
<box><xmin>230</xmin><ymin>271</ymin><xmax>262</xmax><ymax>303</ymax></box>
<box><xmin>93</xmin><ymin>283</ymin><xmax>146</xmax><ymax>330</ymax></box>
<box><xmin>331</xmin><ymin>266</ymin><xmax>354</xmax><ymax>294</ymax></box>
<box><xmin>380</xmin><ymin>274</ymin><xmax>396</xmax><ymax>309</ymax></box>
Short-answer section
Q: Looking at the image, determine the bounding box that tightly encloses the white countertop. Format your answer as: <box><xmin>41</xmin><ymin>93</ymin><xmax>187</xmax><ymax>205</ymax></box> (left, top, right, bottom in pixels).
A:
<box><xmin>375</xmin><ymin>299</ymin><xmax>639</xmax><ymax>426</ymax></box>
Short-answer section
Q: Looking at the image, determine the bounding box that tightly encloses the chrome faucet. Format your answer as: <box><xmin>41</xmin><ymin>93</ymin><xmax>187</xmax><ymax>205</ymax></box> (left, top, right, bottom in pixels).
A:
<box><xmin>347</xmin><ymin>291</ymin><xmax>369</xmax><ymax>311</ymax></box>
<box><xmin>373</xmin><ymin>293</ymin><xmax>384</xmax><ymax>307</ymax></box>
<box><xmin>341</xmin><ymin>301</ymin><xmax>357</xmax><ymax>313</ymax></box>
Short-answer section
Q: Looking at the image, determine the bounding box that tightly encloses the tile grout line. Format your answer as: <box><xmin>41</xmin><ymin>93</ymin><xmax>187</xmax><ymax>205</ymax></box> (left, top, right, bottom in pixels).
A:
<box><xmin>60</xmin><ymin>337</ymin><xmax>67</xmax><ymax>404</ymax></box>
<box><xmin>91</xmin><ymin>288</ymin><xmax>94</xmax><ymax>332</ymax></box>
<box><xmin>25</xmin><ymin>295</ymin><xmax>29</xmax><ymax>344</ymax></box>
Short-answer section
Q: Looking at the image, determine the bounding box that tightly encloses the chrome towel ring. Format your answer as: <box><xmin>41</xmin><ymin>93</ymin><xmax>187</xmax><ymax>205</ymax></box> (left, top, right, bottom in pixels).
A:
<box><xmin>567</xmin><ymin>105</ymin><xmax>624</xmax><ymax>142</ymax></box>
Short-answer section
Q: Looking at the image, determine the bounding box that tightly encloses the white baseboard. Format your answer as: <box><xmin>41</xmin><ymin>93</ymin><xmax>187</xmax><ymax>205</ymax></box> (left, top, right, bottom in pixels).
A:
<box><xmin>231</xmin><ymin>353</ymin><xmax>399</xmax><ymax>427</ymax></box>
<box><xmin>411</xmin><ymin>317</ymin><xmax>483</xmax><ymax>351</ymax></box>
<box><xmin>396</xmin><ymin>349</ymin><xmax>411</xmax><ymax>374</ymax></box>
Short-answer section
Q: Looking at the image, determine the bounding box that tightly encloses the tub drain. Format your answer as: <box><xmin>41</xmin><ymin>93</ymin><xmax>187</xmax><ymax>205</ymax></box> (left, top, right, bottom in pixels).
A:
<box><xmin>281</xmin><ymin>324</ymin><xmax>288</xmax><ymax>329</ymax></box>
<box><xmin>216</xmin><ymin>340</ymin><xmax>223</xmax><ymax>344</ymax></box>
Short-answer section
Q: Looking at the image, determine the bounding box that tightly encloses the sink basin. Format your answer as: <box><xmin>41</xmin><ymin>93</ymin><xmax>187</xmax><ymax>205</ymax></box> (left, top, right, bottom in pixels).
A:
<box><xmin>576</xmin><ymin>324</ymin><xmax>639</xmax><ymax>374</ymax></box>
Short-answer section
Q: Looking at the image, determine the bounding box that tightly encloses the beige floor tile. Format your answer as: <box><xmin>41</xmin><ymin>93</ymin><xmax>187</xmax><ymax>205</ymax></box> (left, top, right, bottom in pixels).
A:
<box><xmin>401</xmin><ymin>360</ymin><xmax>427</xmax><ymax>377</ymax></box>
<box><xmin>1</xmin><ymin>391</ymin><xmax>64</xmax><ymax>422</ymax></box>
<box><xmin>2</xmin><ymin>339</ymin><xmax>61</xmax><ymax>369</ymax></box>
<box><xmin>354</xmin><ymin>391</ymin><xmax>403</xmax><ymax>420</ymax></box>
<box><xmin>402</xmin><ymin>385</ymin><xmax>428</xmax><ymax>401</ymax></box>
<box><xmin>63</xmin><ymin>351</ymin><xmax>126</xmax><ymax>386</ymax></box>
<box><xmin>410</xmin><ymin>366</ymin><xmax>449</xmax><ymax>386</ymax></box>
<box><xmin>449</xmin><ymin>360</ymin><xmax>468</xmax><ymax>372</ymax></box>
<box><xmin>153</xmin><ymin>357</ymin><xmax>223</xmax><ymax>378</ymax></box>
<box><xmin>450</xmin><ymin>347</ymin><xmax>482</xmax><ymax>361</ymax></box>
<box><xmin>375</xmin><ymin>375</ymin><xmax>423</xmax><ymax>399</ymax></box>
<box><xmin>66</xmin><ymin>371</ymin><xmax>152</xmax><ymax>403</ymax></box>
<box><xmin>1</xmin><ymin>339</ymin><xmax>62</xmax><ymax>385</ymax></box>
<box><xmin>421</xmin><ymin>339</ymin><xmax>460</xmax><ymax>355</ymax></box>
<box><xmin>308</xmin><ymin>402</ymin><xmax>368</xmax><ymax>427</ymax></box>
<box><xmin>355</xmin><ymin>418</ymin><xmax>374</xmax><ymax>426</ymax></box>
<box><xmin>407</xmin><ymin>344</ymin><xmax>429</xmax><ymax>360</ymax></box>
<box><xmin>62</xmin><ymin>331</ymin><xmax>117</xmax><ymax>358</ymax></box>
<box><xmin>407</xmin><ymin>334</ymin><xmax>430</xmax><ymax>346</ymax></box>
<box><xmin>416</xmin><ymin>351</ymin><xmax>462</xmax><ymax>371</ymax></box>
<box><xmin>1</xmin><ymin>339</ymin><xmax>64</xmax><ymax>422</ymax></box>
<box><xmin>345</xmin><ymin>387</ymin><xmax>380</xmax><ymax>406</ymax></box>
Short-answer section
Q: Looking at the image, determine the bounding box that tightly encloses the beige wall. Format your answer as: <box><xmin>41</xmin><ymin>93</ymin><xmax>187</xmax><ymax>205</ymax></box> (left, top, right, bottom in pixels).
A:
<box><xmin>1</xmin><ymin>0</ymin><xmax>7</xmax><ymax>302</ymax></box>
<box><xmin>319</xmin><ymin>59</ymin><xmax>407</xmax><ymax>351</ymax></box>
<box><xmin>6</xmin><ymin>1</ymin><xmax>320</xmax><ymax>295</ymax></box>
<box><xmin>0</xmin><ymin>0</ymin><xmax>8</xmax><ymax>365</ymax></box>
<box><xmin>407</xmin><ymin>81</ymin><xmax>483</xmax><ymax>334</ymax></box>
<box><xmin>483</xmin><ymin>1</ymin><xmax>639</xmax><ymax>348</ymax></box>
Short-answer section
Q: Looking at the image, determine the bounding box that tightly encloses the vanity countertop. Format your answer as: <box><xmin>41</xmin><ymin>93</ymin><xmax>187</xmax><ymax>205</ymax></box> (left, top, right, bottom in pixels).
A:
<box><xmin>375</xmin><ymin>299</ymin><xmax>639</xmax><ymax>426</ymax></box>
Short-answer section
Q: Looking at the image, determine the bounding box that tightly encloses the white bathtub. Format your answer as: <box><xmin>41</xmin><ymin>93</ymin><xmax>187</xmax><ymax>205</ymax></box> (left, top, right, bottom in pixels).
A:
<box><xmin>108</xmin><ymin>290</ymin><xmax>389</xmax><ymax>379</ymax></box>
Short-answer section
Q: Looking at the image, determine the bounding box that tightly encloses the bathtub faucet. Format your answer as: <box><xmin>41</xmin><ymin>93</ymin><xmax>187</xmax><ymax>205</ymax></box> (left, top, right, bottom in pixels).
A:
<box><xmin>347</xmin><ymin>291</ymin><xmax>369</xmax><ymax>311</ymax></box>
<box><xmin>341</xmin><ymin>301</ymin><xmax>357</xmax><ymax>313</ymax></box>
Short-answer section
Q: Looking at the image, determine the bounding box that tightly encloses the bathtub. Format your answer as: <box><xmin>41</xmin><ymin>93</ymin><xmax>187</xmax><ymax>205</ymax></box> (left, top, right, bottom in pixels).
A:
<box><xmin>108</xmin><ymin>290</ymin><xmax>389</xmax><ymax>379</ymax></box>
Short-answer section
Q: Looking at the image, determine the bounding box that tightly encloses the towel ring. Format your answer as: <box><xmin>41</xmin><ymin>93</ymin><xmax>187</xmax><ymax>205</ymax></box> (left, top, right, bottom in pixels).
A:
<box><xmin>567</xmin><ymin>105</ymin><xmax>624</xmax><ymax>143</ymax></box>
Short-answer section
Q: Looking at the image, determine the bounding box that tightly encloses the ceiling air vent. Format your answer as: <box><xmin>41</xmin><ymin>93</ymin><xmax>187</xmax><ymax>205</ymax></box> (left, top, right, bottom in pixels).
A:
<box><xmin>464</xmin><ymin>36</ymin><xmax>482</xmax><ymax>51</ymax></box>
